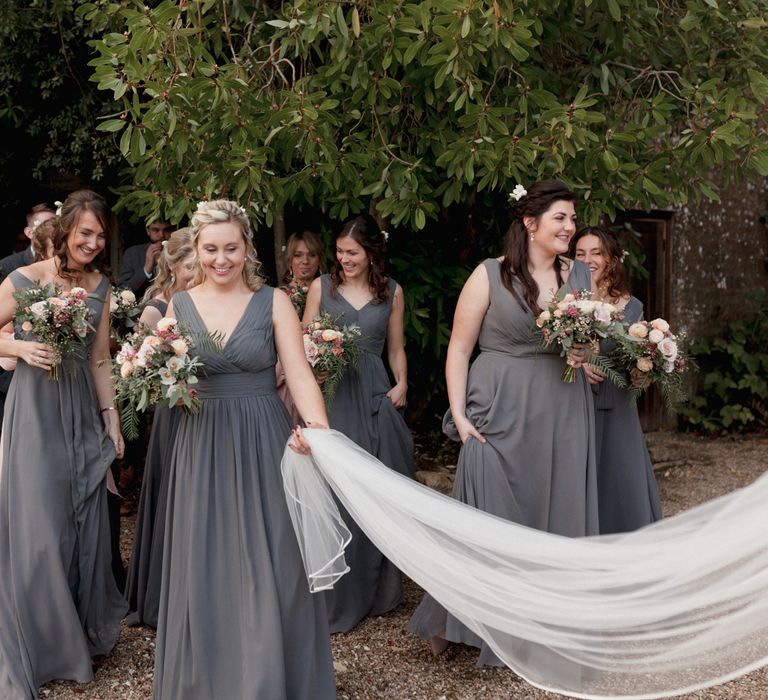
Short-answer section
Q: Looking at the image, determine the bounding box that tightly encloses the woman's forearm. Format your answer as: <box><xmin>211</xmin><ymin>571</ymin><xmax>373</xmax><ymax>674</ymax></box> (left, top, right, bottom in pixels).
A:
<box><xmin>446</xmin><ymin>343</ymin><xmax>471</xmax><ymax>420</ymax></box>
<box><xmin>387</xmin><ymin>346</ymin><xmax>408</xmax><ymax>388</ymax></box>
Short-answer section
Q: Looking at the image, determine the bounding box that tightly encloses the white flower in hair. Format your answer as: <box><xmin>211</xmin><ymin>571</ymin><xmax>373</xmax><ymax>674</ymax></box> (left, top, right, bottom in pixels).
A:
<box><xmin>381</xmin><ymin>230</ymin><xmax>389</xmax><ymax>242</ymax></box>
<box><xmin>620</xmin><ymin>250</ymin><xmax>629</xmax><ymax>263</ymax></box>
<box><xmin>54</xmin><ymin>200</ymin><xmax>63</xmax><ymax>216</ymax></box>
<box><xmin>239</xmin><ymin>205</ymin><xmax>247</xmax><ymax>216</ymax></box>
<box><xmin>508</xmin><ymin>184</ymin><xmax>527</xmax><ymax>202</ymax></box>
<box><xmin>31</xmin><ymin>218</ymin><xmax>44</xmax><ymax>230</ymax></box>
<box><xmin>196</xmin><ymin>200</ymin><xmax>208</xmax><ymax>212</ymax></box>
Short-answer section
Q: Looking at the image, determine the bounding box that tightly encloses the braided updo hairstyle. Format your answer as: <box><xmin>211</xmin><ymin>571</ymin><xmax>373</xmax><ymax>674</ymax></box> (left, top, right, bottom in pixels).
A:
<box><xmin>188</xmin><ymin>200</ymin><xmax>263</xmax><ymax>291</ymax></box>
<box><xmin>330</xmin><ymin>214</ymin><xmax>389</xmax><ymax>303</ymax></box>
<box><xmin>53</xmin><ymin>190</ymin><xmax>116</xmax><ymax>281</ymax></box>
<box><xmin>501</xmin><ymin>180</ymin><xmax>575</xmax><ymax>315</ymax></box>
<box><xmin>143</xmin><ymin>228</ymin><xmax>195</xmax><ymax>303</ymax></box>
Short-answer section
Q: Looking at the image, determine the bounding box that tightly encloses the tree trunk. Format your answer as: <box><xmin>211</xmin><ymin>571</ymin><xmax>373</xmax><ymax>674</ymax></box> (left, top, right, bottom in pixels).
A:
<box><xmin>273</xmin><ymin>206</ymin><xmax>287</xmax><ymax>283</ymax></box>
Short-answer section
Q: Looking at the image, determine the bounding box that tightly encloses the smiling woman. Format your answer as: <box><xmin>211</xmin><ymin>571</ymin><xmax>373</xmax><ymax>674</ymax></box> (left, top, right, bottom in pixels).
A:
<box><xmin>303</xmin><ymin>213</ymin><xmax>415</xmax><ymax>634</ymax></box>
<box><xmin>152</xmin><ymin>199</ymin><xmax>336</xmax><ymax>700</ymax></box>
<box><xmin>0</xmin><ymin>189</ymin><xmax>127</xmax><ymax>699</ymax></box>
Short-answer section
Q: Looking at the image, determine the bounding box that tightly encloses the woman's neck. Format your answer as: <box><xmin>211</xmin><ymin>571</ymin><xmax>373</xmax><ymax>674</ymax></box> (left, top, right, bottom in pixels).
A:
<box><xmin>199</xmin><ymin>277</ymin><xmax>249</xmax><ymax>296</ymax></box>
<box><xmin>527</xmin><ymin>245</ymin><xmax>557</xmax><ymax>273</ymax></box>
<box><xmin>339</xmin><ymin>274</ymin><xmax>369</xmax><ymax>292</ymax></box>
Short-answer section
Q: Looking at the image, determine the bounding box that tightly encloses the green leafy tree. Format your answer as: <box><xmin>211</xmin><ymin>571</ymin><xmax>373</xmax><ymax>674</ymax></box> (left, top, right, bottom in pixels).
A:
<box><xmin>83</xmin><ymin>0</ymin><xmax>768</xmax><ymax>413</ymax></box>
<box><xmin>0</xmin><ymin>0</ymin><xmax>123</xmax><ymax>190</ymax></box>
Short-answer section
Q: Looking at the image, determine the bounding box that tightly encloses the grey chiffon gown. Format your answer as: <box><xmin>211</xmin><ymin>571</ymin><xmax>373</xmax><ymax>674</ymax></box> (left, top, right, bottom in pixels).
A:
<box><xmin>152</xmin><ymin>287</ymin><xmax>336</xmax><ymax>700</ymax></box>
<box><xmin>0</xmin><ymin>271</ymin><xmax>127</xmax><ymax>700</ymax></box>
<box><xmin>318</xmin><ymin>275</ymin><xmax>415</xmax><ymax>633</ymax></box>
<box><xmin>124</xmin><ymin>298</ymin><xmax>182</xmax><ymax>627</ymax></box>
<box><xmin>593</xmin><ymin>296</ymin><xmax>662</xmax><ymax>534</ymax></box>
<box><xmin>408</xmin><ymin>258</ymin><xmax>599</xmax><ymax>665</ymax></box>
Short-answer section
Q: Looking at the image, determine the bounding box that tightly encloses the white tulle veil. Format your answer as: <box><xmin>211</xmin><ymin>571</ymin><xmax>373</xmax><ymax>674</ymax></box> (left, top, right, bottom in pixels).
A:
<box><xmin>281</xmin><ymin>429</ymin><xmax>768</xmax><ymax>700</ymax></box>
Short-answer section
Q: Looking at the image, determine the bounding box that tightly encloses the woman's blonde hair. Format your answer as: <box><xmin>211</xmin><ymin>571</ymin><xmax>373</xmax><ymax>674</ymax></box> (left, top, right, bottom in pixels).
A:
<box><xmin>31</xmin><ymin>218</ymin><xmax>58</xmax><ymax>262</ymax></box>
<box><xmin>189</xmin><ymin>200</ymin><xmax>263</xmax><ymax>291</ymax></box>
<box><xmin>142</xmin><ymin>227</ymin><xmax>195</xmax><ymax>302</ymax></box>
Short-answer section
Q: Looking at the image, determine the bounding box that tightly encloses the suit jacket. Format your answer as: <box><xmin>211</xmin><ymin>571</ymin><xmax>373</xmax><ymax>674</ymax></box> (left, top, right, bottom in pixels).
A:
<box><xmin>118</xmin><ymin>242</ymin><xmax>152</xmax><ymax>294</ymax></box>
<box><xmin>0</xmin><ymin>248</ymin><xmax>34</xmax><ymax>285</ymax></box>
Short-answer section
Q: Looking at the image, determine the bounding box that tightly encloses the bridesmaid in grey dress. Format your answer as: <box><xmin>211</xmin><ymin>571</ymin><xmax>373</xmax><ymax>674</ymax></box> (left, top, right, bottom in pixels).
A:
<box><xmin>153</xmin><ymin>200</ymin><xmax>335</xmax><ymax>700</ymax></box>
<box><xmin>572</xmin><ymin>226</ymin><xmax>662</xmax><ymax>534</ymax></box>
<box><xmin>0</xmin><ymin>190</ymin><xmax>127</xmax><ymax>699</ymax></box>
<box><xmin>304</xmin><ymin>214</ymin><xmax>415</xmax><ymax>634</ymax></box>
<box><xmin>408</xmin><ymin>180</ymin><xmax>599</xmax><ymax>665</ymax></box>
<box><xmin>125</xmin><ymin>229</ymin><xmax>196</xmax><ymax>627</ymax></box>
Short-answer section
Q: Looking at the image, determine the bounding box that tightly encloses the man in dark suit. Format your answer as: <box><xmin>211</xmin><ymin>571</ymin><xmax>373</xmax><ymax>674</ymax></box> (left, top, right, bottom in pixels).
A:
<box><xmin>117</xmin><ymin>220</ymin><xmax>173</xmax><ymax>295</ymax></box>
<box><xmin>0</xmin><ymin>203</ymin><xmax>56</xmax><ymax>284</ymax></box>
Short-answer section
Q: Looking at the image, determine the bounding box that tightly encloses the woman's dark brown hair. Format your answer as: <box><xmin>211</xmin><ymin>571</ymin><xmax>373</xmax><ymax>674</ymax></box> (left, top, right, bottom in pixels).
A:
<box><xmin>330</xmin><ymin>214</ymin><xmax>389</xmax><ymax>303</ymax></box>
<box><xmin>500</xmin><ymin>179</ymin><xmax>575</xmax><ymax>314</ymax></box>
<box><xmin>53</xmin><ymin>190</ymin><xmax>116</xmax><ymax>281</ymax></box>
<box><xmin>569</xmin><ymin>226</ymin><xmax>631</xmax><ymax>301</ymax></box>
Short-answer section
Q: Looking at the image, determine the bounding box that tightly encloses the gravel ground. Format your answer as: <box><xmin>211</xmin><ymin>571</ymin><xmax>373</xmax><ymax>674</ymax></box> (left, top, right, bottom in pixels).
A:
<box><xmin>40</xmin><ymin>432</ymin><xmax>768</xmax><ymax>699</ymax></box>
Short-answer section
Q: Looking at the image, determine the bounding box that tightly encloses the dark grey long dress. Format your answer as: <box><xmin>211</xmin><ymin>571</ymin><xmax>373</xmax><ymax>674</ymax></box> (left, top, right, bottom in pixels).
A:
<box><xmin>318</xmin><ymin>275</ymin><xmax>415</xmax><ymax>633</ymax></box>
<box><xmin>594</xmin><ymin>296</ymin><xmax>662</xmax><ymax>534</ymax></box>
<box><xmin>124</xmin><ymin>297</ymin><xmax>182</xmax><ymax>628</ymax></box>
<box><xmin>152</xmin><ymin>287</ymin><xmax>336</xmax><ymax>700</ymax></box>
<box><xmin>0</xmin><ymin>271</ymin><xmax>127</xmax><ymax>700</ymax></box>
<box><xmin>408</xmin><ymin>258</ymin><xmax>599</xmax><ymax>665</ymax></box>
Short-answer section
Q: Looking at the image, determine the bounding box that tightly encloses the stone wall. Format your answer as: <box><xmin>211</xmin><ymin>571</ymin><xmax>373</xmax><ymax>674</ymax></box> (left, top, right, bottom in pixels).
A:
<box><xmin>670</xmin><ymin>177</ymin><xmax>768</xmax><ymax>338</ymax></box>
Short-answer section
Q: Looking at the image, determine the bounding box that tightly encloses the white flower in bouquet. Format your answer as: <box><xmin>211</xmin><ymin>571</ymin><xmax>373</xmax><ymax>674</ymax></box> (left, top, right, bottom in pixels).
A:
<box><xmin>119</xmin><ymin>289</ymin><xmax>136</xmax><ymax>305</ymax></box>
<box><xmin>156</xmin><ymin>317</ymin><xmax>178</xmax><ymax>332</ymax></box>
<box><xmin>648</xmin><ymin>328</ymin><xmax>665</xmax><ymax>344</ymax></box>
<box><xmin>109</xmin><ymin>296</ymin><xmax>119</xmax><ymax>313</ymax></box>
<box><xmin>663</xmin><ymin>359</ymin><xmax>676</xmax><ymax>373</ymax></box>
<box><xmin>29</xmin><ymin>301</ymin><xmax>47</xmax><ymax>317</ymax></box>
<box><xmin>657</xmin><ymin>337</ymin><xmax>678</xmax><ymax>359</ymax></box>
<box><xmin>628</xmin><ymin>323</ymin><xmax>648</xmax><ymax>339</ymax></box>
<box><xmin>535</xmin><ymin>309</ymin><xmax>551</xmax><ymax>328</ymax></box>
<box><xmin>158</xmin><ymin>367</ymin><xmax>176</xmax><ymax>385</ymax></box>
<box><xmin>593</xmin><ymin>303</ymin><xmax>614</xmax><ymax>324</ymax></box>
<box><xmin>170</xmin><ymin>338</ymin><xmax>189</xmax><ymax>356</ymax></box>
<box><xmin>120</xmin><ymin>361</ymin><xmax>135</xmax><ymax>379</ymax></box>
<box><xmin>166</xmin><ymin>356</ymin><xmax>185</xmax><ymax>372</ymax></box>
<box><xmin>650</xmin><ymin>318</ymin><xmax>670</xmax><ymax>332</ymax></box>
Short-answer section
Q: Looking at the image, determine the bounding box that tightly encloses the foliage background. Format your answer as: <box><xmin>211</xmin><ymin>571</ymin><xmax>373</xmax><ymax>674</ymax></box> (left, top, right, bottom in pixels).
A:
<box><xmin>3</xmin><ymin>0</ymin><xmax>767</xmax><ymax>423</ymax></box>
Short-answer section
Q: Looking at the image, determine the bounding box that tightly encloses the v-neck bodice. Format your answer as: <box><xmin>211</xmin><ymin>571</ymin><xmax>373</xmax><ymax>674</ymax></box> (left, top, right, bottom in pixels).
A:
<box><xmin>319</xmin><ymin>275</ymin><xmax>396</xmax><ymax>355</ymax></box>
<box><xmin>171</xmin><ymin>287</ymin><xmax>277</xmax><ymax>397</ymax></box>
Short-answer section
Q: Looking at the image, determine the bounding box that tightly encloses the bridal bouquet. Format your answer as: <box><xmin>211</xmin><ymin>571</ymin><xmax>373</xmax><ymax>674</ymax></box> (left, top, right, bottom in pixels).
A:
<box><xmin>112</xmin><ymin>317</ymin><xmax>204</xmax><ymax>439</ymax></box>
<box><xmin>534</xmin><ymin>289</ymin><xmax>625</xmax><ymax>383</ymax></box>
<box><xmin>303</xmin><ymin>312</ymin><xmax>362</xmax><ymax>401</ymax></box>
<box><xmin>109</xmin><ymin>286</ymin><xmax>142</xmax><ymax>344</ymax></box>
<box><xmin>13</xmin><ymin>282</ymin><xmax>95</xmax><ymax>380</ymax></box>
<box><xmin>283</xmin><ymin>284</ymin><xmax>309</xmax><ymax>318</ymax></box>
<box><xmin>611</xmin><ymin>318</ymin><xmax>689</xmax><ymax>405</ymax></box>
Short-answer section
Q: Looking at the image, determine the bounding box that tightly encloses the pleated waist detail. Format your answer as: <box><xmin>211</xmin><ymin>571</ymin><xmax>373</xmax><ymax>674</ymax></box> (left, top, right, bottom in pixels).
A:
<box><xmin>196</xmin><ymin>371</ymin><xmax>276</xmax><ymax>399</ymax></box>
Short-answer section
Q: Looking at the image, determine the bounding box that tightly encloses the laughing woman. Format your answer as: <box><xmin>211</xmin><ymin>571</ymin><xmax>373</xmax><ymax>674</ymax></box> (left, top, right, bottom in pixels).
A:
<box><xmin>0</xmin><ymin>190</ymin><xmax>127</xmax><ymax>699</ymax></box>
<box><xmin>571</xmin><ymin>226</ymin><xmax>661</xmax><ymax>534</ymax></box>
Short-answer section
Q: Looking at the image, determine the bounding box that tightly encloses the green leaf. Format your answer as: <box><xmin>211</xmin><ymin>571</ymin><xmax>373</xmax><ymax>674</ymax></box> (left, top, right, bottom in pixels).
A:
<box><xmin>606</xmin><ymin>0</ymin><xmax>621</xmax><ymax>21</ymax></box>
<box><xmin>96</xmin><ymin>119</ymin><xmax>126</xmax><ymax>133</ymax></box>
<box><xmin>747</xmin><ymin>70</ymin><xmax>768</xmax><ymax>102</ymax></box>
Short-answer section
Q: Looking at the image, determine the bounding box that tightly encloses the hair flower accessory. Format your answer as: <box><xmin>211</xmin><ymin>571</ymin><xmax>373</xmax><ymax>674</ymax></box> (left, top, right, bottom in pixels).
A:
<box><xmin>381</xmin><ymin>230</ymin><xmax>389</xmax><ymax>242</ymax></box>
<box><xmin>31</xmin><ymin>218</ymin><xmax>44</xmax><ymax>231</ymax></box>
<box><xmin>239</xmin><ymin>205</ymin><xmax>247</xmax><ymax>216</ymax></box>
<box><xmin>195</xmin><ymin>201</ymin><xmax>208</xmax><ymax>212</ymax></box>
<box><xmin>54</xmin><ymin>200</ymin><xmax>63</xmax><ymax>217</ymax></box>
<box><xmin>509</xmin><ymin>184</ymin><xmax>527</xmax><ymax>202</ymax></box>
<box><xmin>620</xmin><ymin>250</ymin><xmax>629</xmax><ymax>263</ymax></box>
